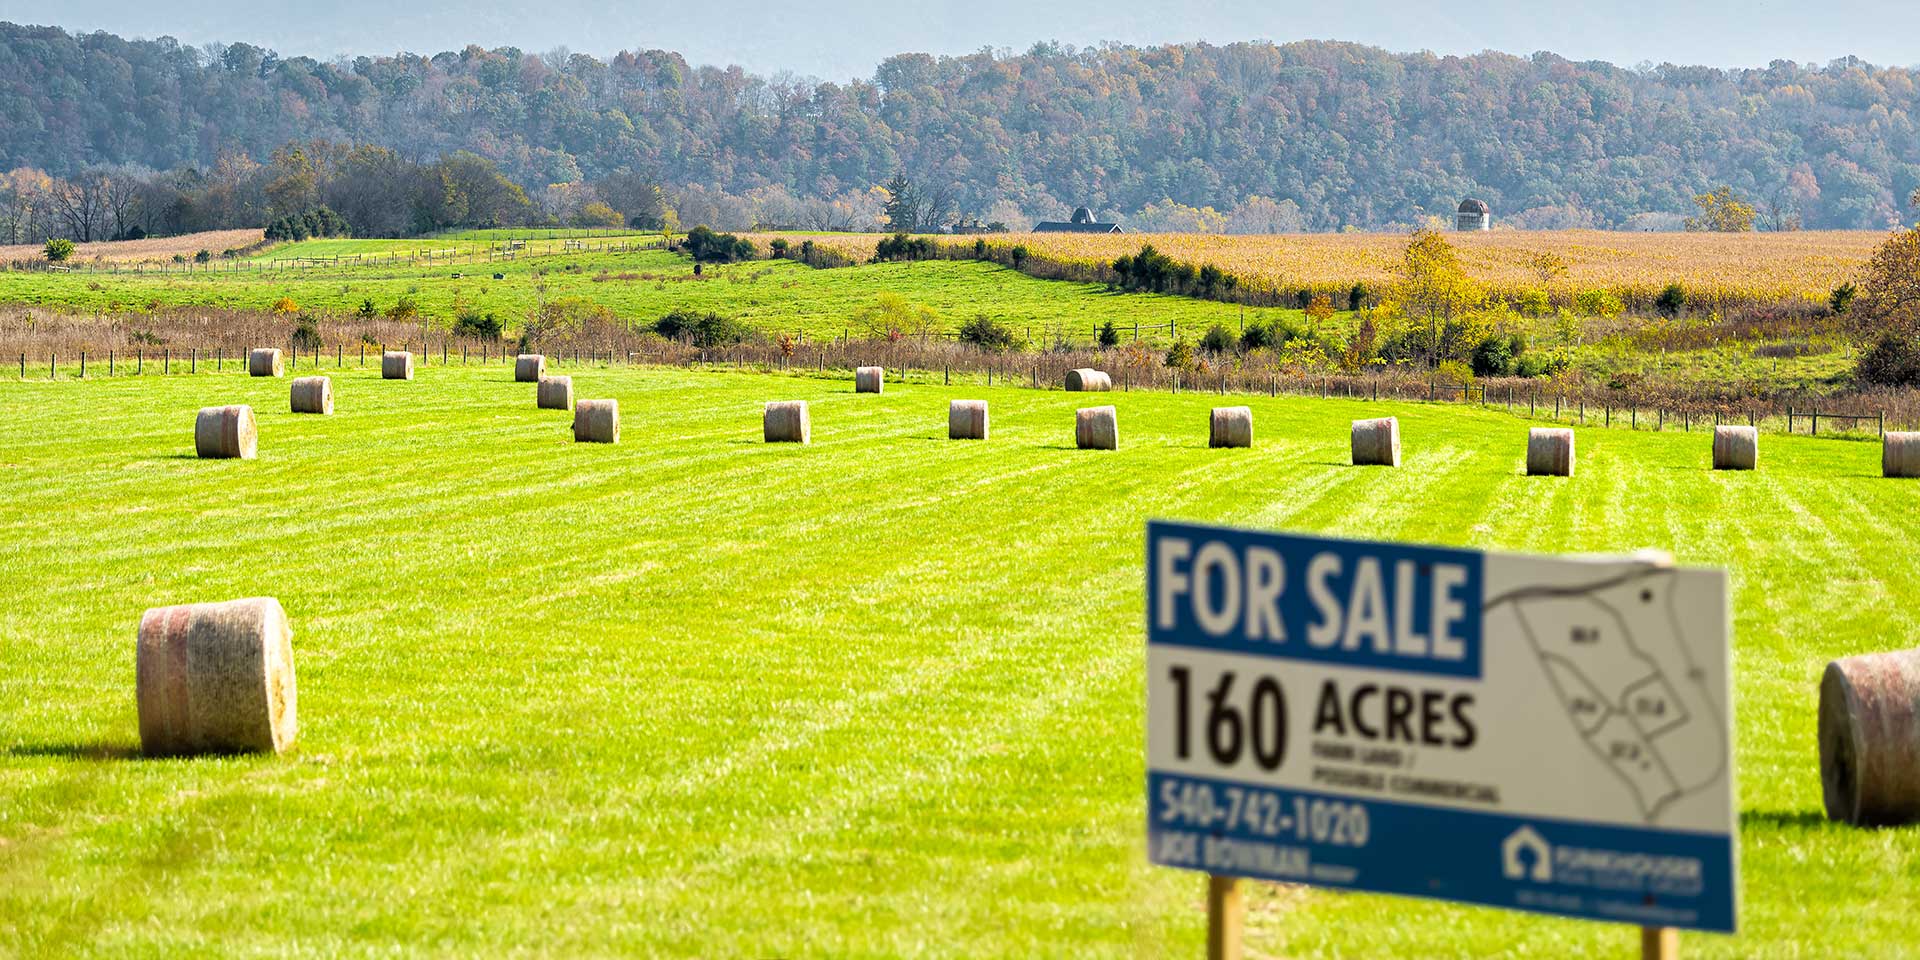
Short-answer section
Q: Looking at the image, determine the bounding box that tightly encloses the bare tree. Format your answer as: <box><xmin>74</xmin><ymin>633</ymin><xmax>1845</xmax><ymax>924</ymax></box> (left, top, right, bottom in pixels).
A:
<box><xmin>49</xmin><ymin>169</ymin><xmax>110</xmax><ymax>242</ymax></box>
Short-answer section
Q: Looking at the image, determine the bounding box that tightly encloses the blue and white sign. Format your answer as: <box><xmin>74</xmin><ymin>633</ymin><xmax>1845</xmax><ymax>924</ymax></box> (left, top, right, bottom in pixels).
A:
<box><xmin>1146</xmin><ymin>521</ymin><xmax>1737</xmax><ymax>933</ymax></box>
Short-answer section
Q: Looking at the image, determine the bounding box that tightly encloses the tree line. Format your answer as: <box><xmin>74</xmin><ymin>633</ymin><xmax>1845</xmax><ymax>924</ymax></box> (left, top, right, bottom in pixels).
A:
<box><xmin>0</xmin><ymin>142</ymin><xmax>672</xmax><ymax>244</ymax></box>
<box><xmin>1</xmin><ymin>24</ymin><xmax>1917</xmax><ymax>233</ymax></box>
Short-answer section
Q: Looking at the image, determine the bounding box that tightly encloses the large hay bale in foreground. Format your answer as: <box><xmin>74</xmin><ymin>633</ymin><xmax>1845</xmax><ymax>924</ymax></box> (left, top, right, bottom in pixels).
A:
<box><xmin>1209</xmin><ymin>406</ymin><xmax>1253</xmax><ymax>448</ymax></box>
<box><xmin>1076</xmin><ymin>405</ymin><xmax>1118</xmax><ymax>450</ymax></box>
<box><xmin>855</xmin><ymin>366</ymin><xmax>885</xmax><ymax>394</ymax></box>
<box><xmin>1526</xmin><ymin>428</ymin><xmax>1575</xmax><ymax>477</ymax></box>
<box><xmin>765</xmin><ymin>400</ymin><xmax>811</xmax><ymax>443</ymax></box>
<box><xmin>382</xmin><ymin>351</ymin><xmax>414</xmax><ymax>380</ymax></box>
<box><xmin>1821</xmin><ymin>648</ymin><xmax>1920</xmax><ymax>826</ymax></box>
<box><xmin>289</xmin><ymin>376</ymin><xmax>332</xmax><ymax>415</ymax></box>
<box><xmin>537</xmin><ymin>375</ymin><xmax>573</xmax><ymax>411</ymax></box>
<box><xmin>136</xmin><ymin>597</ymin><xmax>296</xmax><ymax>756</ymax></box>
<box><xmin>1065</xmin><ymin>368</ymin><xmax>1112</xmax><ymax>392</ymax></box>
<box><xmin>194</xmin><ymin>405</ymin><xmax>257</xmax><ymax>460</ymax></box>
<box><xmin>1712</xmin><ymin>425</ymin><xmax>1758</xmax><ymax>471</ymax></box>
<box><xmin>1351</xmin><ymin>417</ymin><xmax>1401</xmax><ymax>467</ymax></box>
<box><xmin>949</xmin><ymin>400</ymin><xmax>989</xmax><ymax>440</ymax></box>
<box><xmin>248</xmin><ymin>348</ymin><xmax>283</xmax><ymax>378</ymax></box>
<box><xmin>1884</xmin><ymin>432</ymin><xmax>1920</xmax><ymax>478</ymax></box>
<box><xmin>573</xmin><ymin>399</ymin><xmax>620</xmax><ymax>443</ymax></box>
<box><xmin>515</xmin><ymin>354</ymin><xmax>547</xmax><ymax>383</ymax></box>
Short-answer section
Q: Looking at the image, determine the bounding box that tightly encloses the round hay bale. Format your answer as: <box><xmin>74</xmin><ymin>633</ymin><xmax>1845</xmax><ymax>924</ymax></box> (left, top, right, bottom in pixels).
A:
<box><xmin>1065</xmin><ymin>368</ymin><xmax>1112</xmax><ymax>392</ymax></box>
<box><xmin>1351</xmin><ymin>417</ymin><xmax>1401</xmax><ymax>467</ymax></box>
<box><xmin>248</xmin><ymin>348</ymin><xmax>284</xmax><ymax>378</ymax></box>
<box><xmin>381</xmin><ymin>351</ymin><xmax>414</xmax><ymax>380</ymax></box>
<box><xmin>136</xmin><ymin>597</ymin><xmax>296</xmax><ymax>756</ymax></box>
<box><xmin>515</xmin><ymin>354</ymin><xmax>547</xmax><ymax>383</ymax></box>
<box><xmin>537</xmin><ymin>375</ymin><xmax>574</xmax><ymax>411</ymax></box>
<box><xmin>1209</xmin><ymin>406</ymin><xmax>1253</xmax><ymax>448</ymax></box>
<box><xmin>1820</xmin><ymin>648</ymin><xmax>1920</xmax><ymax>826</ymax></box>
<box><xmin>949</xmin><ymin>399</ymin><xmax>989</xmax><ymax>440</ymax></box>
<box><xmin>1884</xmin><ymin>432</ymin><xmax>1920</xmax><ymax>478</ymax></box>
<box><xmin>194</xmin><ymin>405</ymin><xmax>257</xmax><ymax>460</ymax></box>
<box><xmin>572</xmin><ymin>398</ymin><xmax>620</xmax><ymax>443</ymax></box>
<box><xmin>1526</xmin><ymin>428</ymin><xmax>1575</xmax><ymax>477</ymax></box>
<box><xmin>289</xmin><ymin>376</ymin><xmax>332</xmax><ymax>415</ymax></box>
<box><xmin>1712</xmin><ymin>425</ymin><xmax>1758</xmax><ymax>471</ymax></box>
<box><xmin>855</xmin><ymin>366</ymin><xmax>885</xmax><ymax>394</ymax></box>
<box><xmin>764</xmin><ymin>400</ymin><xmax>811</xmax><ymax>444</ymax></box>
<box><xmin>1076</xmin><ymin>405</ymin><xmax>1118</xmax><ymax>450</ymax></box>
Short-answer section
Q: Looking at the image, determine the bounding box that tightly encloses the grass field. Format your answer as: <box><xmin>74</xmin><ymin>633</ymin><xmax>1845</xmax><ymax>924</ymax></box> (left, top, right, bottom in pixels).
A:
<box><xmin>0</xmin><ymin>249</ymin><xmax>1296</xmax><ymax>347</ymax></box>
<box><xmin>2</xmin><ymin>363</ymin><xmax>1917</xmax><ymax>957</ymax></box>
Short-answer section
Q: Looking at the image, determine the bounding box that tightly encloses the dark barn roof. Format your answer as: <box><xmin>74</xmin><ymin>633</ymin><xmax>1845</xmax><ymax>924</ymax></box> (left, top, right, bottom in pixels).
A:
<box><xmin>1458</xmin><ymin>198</ymin><xmax>1491</xmax><ymax>215</ymax></box>
<box><xmin>1033</xmin><ymin>220</ymin><xmax>1124</xmax><ymax>233</ymax></box>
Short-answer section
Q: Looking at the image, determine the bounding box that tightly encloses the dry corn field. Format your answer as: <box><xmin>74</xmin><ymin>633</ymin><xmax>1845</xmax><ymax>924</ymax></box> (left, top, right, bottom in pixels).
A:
<box><xmin>762</xmin><ymin>230</ymin><xmax>1888</xmax><ymax>306</ymax></box>
<box><xmin>0</xmin><ymin>228</ymin><xmax>267</xmax><ymax>265</ymax></box>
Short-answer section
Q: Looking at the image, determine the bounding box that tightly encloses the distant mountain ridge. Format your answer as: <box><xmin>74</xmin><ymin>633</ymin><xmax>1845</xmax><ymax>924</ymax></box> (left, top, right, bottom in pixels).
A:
<box><xmin>2</xmin><ymin>22</ymin><xmax>1915</xmax><ymax>229</ymax></box>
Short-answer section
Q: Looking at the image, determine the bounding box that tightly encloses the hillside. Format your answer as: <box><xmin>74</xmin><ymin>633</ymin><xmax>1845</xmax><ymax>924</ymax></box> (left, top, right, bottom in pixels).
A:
<box><xmin>2</xmin><ymin>24</ymin><xmax>1917</xmax><ymax>229</ymax></box>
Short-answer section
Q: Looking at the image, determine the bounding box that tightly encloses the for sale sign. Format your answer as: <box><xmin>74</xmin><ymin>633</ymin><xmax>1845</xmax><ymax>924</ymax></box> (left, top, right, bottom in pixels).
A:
<box><xmin>1145</xmin><ymin>521</ymin><xmax>1737</xmax><ymax>933</ymax></box>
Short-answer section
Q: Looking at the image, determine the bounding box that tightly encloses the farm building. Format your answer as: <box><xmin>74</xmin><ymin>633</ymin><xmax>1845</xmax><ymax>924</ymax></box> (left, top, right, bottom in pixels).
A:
<box><xmin>1456</xmin><ymin>198</ymin><xmax>1492</xmax><ymax>231</ymax></box>
<box><xmin>1034</xmin><ymin>206</ymin><xmax>1124</xmax><ymax>234</ymax></box>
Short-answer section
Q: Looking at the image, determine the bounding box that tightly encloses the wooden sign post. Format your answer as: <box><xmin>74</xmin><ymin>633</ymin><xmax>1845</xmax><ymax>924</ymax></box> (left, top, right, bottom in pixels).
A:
<box><xmin>1642</xmin><ymin>926</ymin><xmax>1678</xmax><ymax>959</ymax></box>
<box><xmin>1206</xmin><ymin>875</ymin><xmax>1243</xmax><ymax>960</ymax></box>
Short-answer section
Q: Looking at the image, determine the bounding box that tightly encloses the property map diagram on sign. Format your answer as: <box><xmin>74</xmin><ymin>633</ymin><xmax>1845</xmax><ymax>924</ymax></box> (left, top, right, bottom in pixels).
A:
<box><xmin>1486</xmin><ymin>568</ymin><xmax>1727</xmax><ymax>823</ymax></box>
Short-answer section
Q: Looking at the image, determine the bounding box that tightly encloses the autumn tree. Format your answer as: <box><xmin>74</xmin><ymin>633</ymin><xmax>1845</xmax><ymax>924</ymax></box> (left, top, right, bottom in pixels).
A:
<box><xmin>1394</xmin><ymin>228</ymin><xmax>1482</xmax><ymax>366</ymax></box>
<box><xmin>1848</xmin><ymin>228</ymin><xmax>1920</xmax><ymax>385</ymax></box>
<box><xmin>1684</xmin><ymin>186</ymin><xmax>1756</xmax><ymax>232</ymax></box>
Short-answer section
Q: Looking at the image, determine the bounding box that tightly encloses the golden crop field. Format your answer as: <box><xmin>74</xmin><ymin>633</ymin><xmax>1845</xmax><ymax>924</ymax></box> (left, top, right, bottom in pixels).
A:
<box><xmin>1</xmin><ymin>228</ymin><xmax>266</xmax><ymax>264</ymax></box>
<box><xmin>757</xmin><ymin>229</ymin><xmax>1890</xmax><ymax>306</ymax></box>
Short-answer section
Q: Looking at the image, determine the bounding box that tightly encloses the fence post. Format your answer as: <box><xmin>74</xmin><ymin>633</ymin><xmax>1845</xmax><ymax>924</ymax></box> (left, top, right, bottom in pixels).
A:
<box><xmin>17</xmin><ymin>353</ymin><xmax>22</xmax><ymax>378</ymax></box>
<box><xmin>110</xmin><ymin>350</ymin><xmax>115</xmax><ymax>376</ymax></box>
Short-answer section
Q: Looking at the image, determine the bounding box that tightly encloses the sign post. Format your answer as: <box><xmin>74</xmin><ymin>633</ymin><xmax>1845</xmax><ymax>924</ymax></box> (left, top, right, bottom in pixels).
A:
<box><xmin>1146</xmin><ymin>521</ymin><xmax>1737</xmax><ymax>952</ymax></box>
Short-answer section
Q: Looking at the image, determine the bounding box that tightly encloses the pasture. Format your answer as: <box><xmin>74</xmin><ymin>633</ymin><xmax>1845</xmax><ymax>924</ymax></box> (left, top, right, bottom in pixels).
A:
<box><xmin>2</xmin><ymin>362</ymin><xmax>1917</xmax><ymax>957</ymax></box>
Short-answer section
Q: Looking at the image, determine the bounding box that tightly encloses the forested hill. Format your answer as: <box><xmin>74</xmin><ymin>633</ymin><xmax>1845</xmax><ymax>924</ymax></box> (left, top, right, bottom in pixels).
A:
<box><xmin>4</xmin><ymin>22</ymin><xmax>1918</xmax><ymax>230</ymax></box>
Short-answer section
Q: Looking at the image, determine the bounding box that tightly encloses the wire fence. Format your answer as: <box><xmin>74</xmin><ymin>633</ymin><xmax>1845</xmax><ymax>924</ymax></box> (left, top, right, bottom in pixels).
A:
<box><xmin>6</xmin><ymin>323</ymin><xmax>1909</xmax><ymax>440</ymax></box>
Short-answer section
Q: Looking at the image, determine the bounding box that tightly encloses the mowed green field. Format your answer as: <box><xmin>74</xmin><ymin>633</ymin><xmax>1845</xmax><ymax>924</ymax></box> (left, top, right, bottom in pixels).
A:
<box><xmin>0</xmin><ymin>248</ymin><xmax>1289</xmax><ymax>345</ymax></box>
<box><xmin>1</xmin><ymin>364</ymin><xmax>1917</xmax><ymax>957</ymax></box>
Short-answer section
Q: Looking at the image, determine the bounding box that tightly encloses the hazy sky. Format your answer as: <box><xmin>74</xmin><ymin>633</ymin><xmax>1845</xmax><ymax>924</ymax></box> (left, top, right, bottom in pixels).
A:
<box><xmin>10</xmin><ymin>1</ymin><xmax>1917</xmax><ymax>79</ymax></box>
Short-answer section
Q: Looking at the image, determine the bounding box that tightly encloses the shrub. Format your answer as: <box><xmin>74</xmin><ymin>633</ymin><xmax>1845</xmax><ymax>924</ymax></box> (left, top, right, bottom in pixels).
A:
<box><xmin>1305</xmin><ymin>294</ymin><xmax>1335</xmax><ymax>324</ymax></box>
<box><xmin>1239</xmin><ymin>321</ymin><xmax>1279</xmax><ymax>352</ymax></box>
<box><xmin>195</xmin><ymin>249</ymin><xmax>212</xmax><ymax>264</ymax></box>
<box><xmin>1348</xmin><ymin>282</ymin><xmax>1370</xmax><ymax>310</ymax></box>
<box><xmin>1574</xmin><ymin>289</ymin><xmax>1625</xmax><ymax>318</ymax></box>
<box><xmin>1165</xmin><ymin>338</ymin><xmax>1195</xmax><ymax>371</ymax></box>
<box><xmin>1831</xmin><ymin>282</ymin><xmax>1858</xmax><ymax>315</ymax></box>
<box><xmin>355</xmin><ymin>298</ymin><xmax>378</xmax><ymax>320</ymax></box>
<box><xmin>44</xmin><ymin>238</ymin><xmax>75</xmax><ymax>262</ymax></box>
<box><xmin>1009</xmin><ymin>245</ymin><xmax>1029</xmax><ymax>268</ymax></box>
<box><xmin>1470</xmin><ymin>333</ymin><xmax>1523</xmax><ymax>377</ymax></box>
<box><xmin>680</xmin><ymin>225</ymin><xmax>754</xmax><ymax>263</ymax></box>
<box><xmin>768</xmin><ymin>238</ymin><xmax>790</xmax><ymax>258</ymax></box>
<box><xmin>1200</xmin><ymin>323</ymin><xmax>1236</xmax><ymax>355</ymax></box>
<box><xmin>1515</xmin><ymin>350</ymin><xmax>1570</xmax><ymax>379</ymax></box>
<box><xmin>386</xmin><ymin>296</ymin><xmax>419</xmax><ymax>321</ymax></box>
<box><xmin>874</xmin><ymin>233</ymin><xmax>936</xmax><ymax>262</ymax></box>
<box><xmin>1856</xmin><ymin>335</ymin><xmax>1920</xmax><ymax>387</ymax></box>
<box><xmin>1097</xmin><ymin>320</ymin><xmax>1120</xmax><ymax>347</ymax></box>
<box><xmin>1655</xmin><ymin>283</ymin><xmax>1688</xmax><ymax>318</ymax></box>
<box><xmin>654</xmin><ymin>308</ymin><xmax>749</xmax><ymax>347</ymax></box>
<box><xmin>1515</xmin><ymin>288</ymin><xmax>1551</xmax><ymax>318</ymax></box>
<box><xmin>958</xmin><ymin>315</ymin><xmax>1018</xmax><ymax>351</ymax></box>
<box><xmin>271</xmin><ymin>296</ymin><xmax>300</xmax><ymax>315</ymax></box>
<box><xmin>453</xmin><ymin>310</ymin><xmax>502</xmax><ymax>339</ymax></box>
<box><xmin>292</xmin><ymin>315</ymin><xmax>323</xmax><ymax>351</ymax></box>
